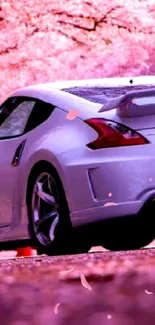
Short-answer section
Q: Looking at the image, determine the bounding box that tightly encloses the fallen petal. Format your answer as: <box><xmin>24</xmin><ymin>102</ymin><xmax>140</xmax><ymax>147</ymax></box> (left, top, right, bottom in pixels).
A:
<box><xmin>145</xmin><ymin>289</ymin><xmax>153</xmax><ymax>295</ymax></box>
<box><xmin>59</xmin><ymin>268</ymin><xmax>74</xmax><ymax>275</ymax></box>
<box><xmin>54</xmin><ymin>303</ymin><xmax>60</xmax><ymax>314</ymax></box>
<box><xmin>80</xmin><ymin>274</ymin><xmax>92</xmax><ymax>291</ymax></box>
<box><xmin>104</xmin><ymin>202</ymin><xmax>117</xmax><ymax>207</ymax></box>
<box><xmin>66</xmin><ymin>110</ymin><xmax>80</xmax><ymax>120</ymax></box>
<box><xmin>88</xmin><ymin>246</ymin><xmax>106</xmax><ymax>253</ymax></box>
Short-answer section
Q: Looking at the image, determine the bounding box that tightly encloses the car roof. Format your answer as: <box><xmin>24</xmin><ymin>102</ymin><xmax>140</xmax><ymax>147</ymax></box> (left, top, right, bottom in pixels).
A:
<box><xmin>10</xmin><ymin>75</ymin><xmax>155</xmax><ymax>93</ymax></box>
<box><xmin>9</xmin><ymin>76</ymin><xmax>155</xmax><ymax>120</ymax></box>
<box><xmin>10</xmin><ymin>81</ymin><xmax>103</xmax><ymax>119</ymax></box>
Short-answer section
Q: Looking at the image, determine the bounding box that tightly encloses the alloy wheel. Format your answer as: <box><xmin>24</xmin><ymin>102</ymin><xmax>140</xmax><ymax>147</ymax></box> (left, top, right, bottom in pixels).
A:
<box><xmin>31</xmin><ymin>172</ymin><xmax>60</xmax><ymax>246</ymax></box>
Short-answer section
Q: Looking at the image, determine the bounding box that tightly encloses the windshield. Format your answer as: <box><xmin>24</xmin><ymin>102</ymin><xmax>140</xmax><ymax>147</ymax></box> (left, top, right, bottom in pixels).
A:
<box><xmin>62</xmin><ymin>85</ymin><xmax>155</xmax><ymax>104</ymax></box>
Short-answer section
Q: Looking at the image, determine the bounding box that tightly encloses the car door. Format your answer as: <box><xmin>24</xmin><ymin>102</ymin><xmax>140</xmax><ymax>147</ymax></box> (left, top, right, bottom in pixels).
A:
<box><xmin>0</xmin><ymin>96</ymin><xmax>37</xmax><ymax>228</ymax></box>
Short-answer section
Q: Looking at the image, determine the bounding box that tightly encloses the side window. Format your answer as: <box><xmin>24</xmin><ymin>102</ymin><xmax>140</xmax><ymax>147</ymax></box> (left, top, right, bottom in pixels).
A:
<box><xmin>24</xmin><ymin>100</ymin><xmax>54</xmax><ymax>133</ymax></box>
<box><xmin>0</xmin><ymin>97</ymin><xmax>54</xmax><ymax>139</ymax></box>
<box><xmin>0</xmin><ymin>98</ymin><xmax>36</xmax><ymax>138</ymax></box>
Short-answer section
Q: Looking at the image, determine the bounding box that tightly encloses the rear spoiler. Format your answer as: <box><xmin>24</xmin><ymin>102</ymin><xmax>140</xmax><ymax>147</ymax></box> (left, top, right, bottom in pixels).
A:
<box><xmin>99</xmin><ymin>88</ymin><xmax>155</xmax><ymax>117</ymax></box>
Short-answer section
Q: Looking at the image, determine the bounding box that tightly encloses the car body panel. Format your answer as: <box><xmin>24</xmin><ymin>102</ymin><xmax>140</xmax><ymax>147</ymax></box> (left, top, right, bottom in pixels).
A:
<box><xmin>18</xmin><ymin>108</ymin><xmax>96</xmax><ymax>207</ymax></box>
<box><xmin>0</xmin><ymin>136</ymin><xmax>27</xmax><ymax>228</ymax></box>
<box><xmin>0</xmin><ymin>76</ymin><xmax>155</xmax><ymax>242</ymax></box>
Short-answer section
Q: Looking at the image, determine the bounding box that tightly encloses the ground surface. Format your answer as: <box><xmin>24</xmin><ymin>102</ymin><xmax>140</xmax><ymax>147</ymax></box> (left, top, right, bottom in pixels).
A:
<box><xmin>0</xmin><ymin>248</ymin><xmax>155</xmax><ymax>325</ymax></box>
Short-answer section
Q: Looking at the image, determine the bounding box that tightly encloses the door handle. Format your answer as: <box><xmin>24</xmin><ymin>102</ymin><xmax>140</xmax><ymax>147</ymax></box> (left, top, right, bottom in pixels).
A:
<box><xmin>12</xmin><ymin>139</ymin><xmax>27</xmax><ymax>167</ymax></box>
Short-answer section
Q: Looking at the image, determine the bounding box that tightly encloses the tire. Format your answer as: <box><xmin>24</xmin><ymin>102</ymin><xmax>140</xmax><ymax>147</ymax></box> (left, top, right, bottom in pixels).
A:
<box><xmin>27</xmin><ymin>162</ymin><xmax>90</xmax><ymax>256</ymax></box>
<box><xmin>98</xmin><ymin>201</ymin><xmax>155</xmax><ymax>251</ymax></box>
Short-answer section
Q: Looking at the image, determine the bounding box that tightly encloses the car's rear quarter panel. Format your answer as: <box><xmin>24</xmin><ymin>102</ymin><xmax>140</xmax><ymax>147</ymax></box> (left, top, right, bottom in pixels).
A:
<box><xmin>18</xmin><ymin>108</ymin><xmax>97</xmax><ymax>209</ymax></box>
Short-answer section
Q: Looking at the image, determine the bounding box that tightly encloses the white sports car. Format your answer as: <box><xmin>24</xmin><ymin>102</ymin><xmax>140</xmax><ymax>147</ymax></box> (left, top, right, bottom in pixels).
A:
<box><xmin>1</xmin><ymin>76</ymin><xmax>155</xmax><ymax>255</ymax></box>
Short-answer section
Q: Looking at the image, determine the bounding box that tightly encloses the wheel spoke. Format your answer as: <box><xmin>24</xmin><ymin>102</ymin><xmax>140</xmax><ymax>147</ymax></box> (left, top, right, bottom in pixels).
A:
<box><xmin>49</xmin><ymin>216</ymin><xmax>59</xmax><ymax>241</ymax></box>
<box><xmin>47</xmin><ymin>174</ymin><xmax>53</xmax><ymax>194</ymax></box>
<box><xmin>35</xmin><ymin>182</ymin><xmax>57</xmax><ymax>207</ymax></box>
<box><xmin>34</xmin><ymin>211</ymin><xmax>59</xmax><ymax>231</ymax></box>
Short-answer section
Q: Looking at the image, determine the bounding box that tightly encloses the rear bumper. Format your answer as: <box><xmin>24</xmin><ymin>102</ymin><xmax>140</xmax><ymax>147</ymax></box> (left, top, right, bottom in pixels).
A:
<box><xmin>57</xmin><ymin>144</ymin><xmax>155</xmax><ymax>227</ymax></box>
<box><xmin>70</xmin><ymin>200</ymin><xmax>143</xmax><ymax>227</ymax></box>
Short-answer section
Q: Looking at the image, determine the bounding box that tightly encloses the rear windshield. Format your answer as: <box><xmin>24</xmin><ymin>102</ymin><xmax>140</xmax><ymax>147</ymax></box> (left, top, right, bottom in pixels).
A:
<box><xmin>62</xmin><ymin>85</ymin><xmax>155</xmax><ymax>104</ymax></box>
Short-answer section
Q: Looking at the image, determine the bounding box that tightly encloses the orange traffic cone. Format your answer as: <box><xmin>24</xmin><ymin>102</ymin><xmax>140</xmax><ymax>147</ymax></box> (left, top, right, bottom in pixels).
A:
<box><xmin>16</xmin><ymin>247</ymin><xmax>33</xmax><ymax>257</ymax></box>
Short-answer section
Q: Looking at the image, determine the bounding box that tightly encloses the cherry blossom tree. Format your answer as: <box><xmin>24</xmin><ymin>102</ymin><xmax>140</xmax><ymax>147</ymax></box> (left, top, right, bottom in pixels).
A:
<box><xmin>0</xmin><ymin>0</ymin><xmax>155</xmax><ymax>102</ymax></box>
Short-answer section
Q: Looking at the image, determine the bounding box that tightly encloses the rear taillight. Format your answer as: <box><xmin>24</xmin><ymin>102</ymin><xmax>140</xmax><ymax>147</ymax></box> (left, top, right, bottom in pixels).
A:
<box><xmin>85</xmin><ymin>118</ymin><xmax>149</xmax><ymax>150</ymax></box>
